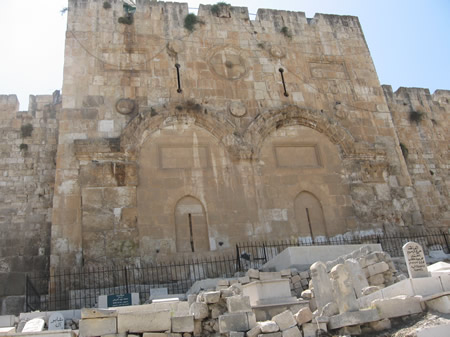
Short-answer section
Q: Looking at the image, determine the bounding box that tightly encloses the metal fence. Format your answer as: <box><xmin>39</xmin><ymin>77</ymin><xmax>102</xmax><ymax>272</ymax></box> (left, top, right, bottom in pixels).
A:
<box><xmin>26</xmin><ymin>228</ymin><xmax>449</xmax><ymax>312</ymax></box>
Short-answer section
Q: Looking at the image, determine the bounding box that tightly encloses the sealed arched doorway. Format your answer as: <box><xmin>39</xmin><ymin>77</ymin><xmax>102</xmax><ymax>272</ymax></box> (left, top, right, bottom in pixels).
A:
<box><xmin>294</xmin><ymin>191</ymin><xmax>327</xmax><ymax>240</ymax></box>
<box><xmin>175</xmin><ymin>196</ymin><xmax>210</xmax><ymax>253</ymax></box>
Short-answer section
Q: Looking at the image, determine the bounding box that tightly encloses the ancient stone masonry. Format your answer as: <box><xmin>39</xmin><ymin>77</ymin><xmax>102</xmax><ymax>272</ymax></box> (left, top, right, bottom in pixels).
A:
<box><xmin>0</xmin><ymin>0</ymin><xmax>449</xmax><ymax>275</ymax></box>
<box><xmin>0</xmin><ymin>93</ymin><xmax>60</xmax><ymax>314</ymax></box>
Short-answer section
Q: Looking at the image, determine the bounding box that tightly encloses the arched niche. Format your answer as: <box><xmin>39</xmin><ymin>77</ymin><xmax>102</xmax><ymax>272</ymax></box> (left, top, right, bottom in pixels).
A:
<box><xmin>175</xmin><ymin>196</ymin><xmax>209</xmax><ymax>253</ymax></box>
<box><xmin>294</xmin><ymin>191</ymin><xmax>327</xmax><ymax>239</ymax></box>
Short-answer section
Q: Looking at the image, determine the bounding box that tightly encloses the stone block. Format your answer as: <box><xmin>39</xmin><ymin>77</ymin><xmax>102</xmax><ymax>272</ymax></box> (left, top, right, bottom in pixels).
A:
<box><xmin>204</xmin><ymin>291</ymin><xmax>221</xmax><ymax>304</ymax></box>
<box><xmin>143</xmin><ymin>334</ymin><xmax>167</xmax><ymax>337</ymax></box>
<box><xmin>0</xmin><ymin>316</ymin><xmax>15</xmax><ymax>328</ymax></box>
<box><xmin>426</xmin><ymin>295</ymin><xmax>450</xmax><ymax>314</ymax></box>
<box><xmin>300</xmin><ymin>289</ymin><xmax>312</xmax><ymax>299</ymax></box>
<box><xmin>247</xmin><ymin>269</ymin><xmax>260</xmax><ymax>279</ymax></box>
<box><xmin>259</xmin><ymin>321</ymin><xmax>279</xmax><ymax>333</ymax></box>
<box><xmin>193</xmin><ymin>320</ymin><xmax>202</xmax><ymax>337</ymax></box>
<box><xmin>23</xmin><ymin>318</ymin><xmax>45</xmax><ymax>333</ymax></box>
<box><xmin>79</xmin><ymin>317</ymin><xmax>117</xmax><ymax>337</ymax></box>
<box><xmin>415</xmin><ymin>323</ymin><xmax>450</xmax><ymax>337</ymax></box>
<box><xmin>371</xmin><ymin>295</ymin><xmax>422</xmax><ymax>319</ymax></box>
<box><xmin>238</xmin><ymin>276</ymin><xmax>250</xmax><ymax>285</ymax></box>
<box><xmin>411</xmin><ymin>277</ymin><xmax>444</xmax><ymax>297</ymax></box>
<box><xmin>217</xmin><ymin>280</ymin><xmax>230</xmax><ymax>286</ymax></box>
<box><xmin>328</xmin><ymin>309</ymin><xmax>380</xmax><ymax>329</ymax></box>
<box><xmin>366</xmin><ymin>262</ymin><xmax>389</xmax><ymax>277</ymax></box>
<box><xmin>368</xmin><ymin>273</ymin><xmax>384</xmax><ymax>286</ymax></box>
<box><xmin>294</xmin><ymin>307</ymin><xmax>312</xmax><ymax>325</ymax></box>
<box><xmin>171</xmin><ymin>315</ymin><xmax>194</xmax><ymax>333</ymax></box>
<box><xmin>230</xmin><ymin>332</ymin><xmax>245</xmax><ymax>337</ymax></box>
<box><xmin>8</xmin><ymin>331</ymin><xmax>76</xmax><ymax>337</ymax></box>
<box><xmin>259</xmin><ymin>272</ymin><xmax>282</xmax><ymax>281</ymax></box>
<box><xmin>246</xmin><ymin>325</ymin><xmax>261</xmax><ymax>337</ymax></box>
<box><xmin>242</xmin><ymin>279</ymin><xmax>294</xmax><ymax>306</ymax></box>
<box><xmin>189</xmin><ymin>302</ymin><xmax>209</xmax><ymax>320</ymax></box>
<box><xmin>290</xmin><ymin>275</ymin><xmax>301</xmax><ymax>284</ymax></box>
<box><xmin>280</xmin><ymin>269</ymin><xmax>291</xmax><ymax>277</ymax></box>
<box><xmin>81</xmin><ymin>308</ymin><xmax>117</xmax><ymax>319</ymax></box>
<box><xmin>339</xmin><ymin>325</ymin><xmax>361</xmax><ymax>336</ymax></box>
<box><xmin>299</xmin><ymin>271</ymin><xmax>309</xmax><ymax>279</ymax></box>
<box><xmin>117</xmin><ymin>310</ymin><xmax>171</xmax><ymax>333</ymax></box>
<box><xmin>369</xmin><ymin>319</ymin><xmax>391</xmax><ymax>332</ymax></box>
<box><xmin>272</xmin><ymin>310</ymin><xmax>296</xmax><ymax>331</ymax></box>
<box><xmin>258</xmin><ymin>333</ymin><xmax>281</xmax><ymax>337</ymax></box>
<box><xmin>187</xmin><ymin>294</ymin><xmax>197</xmax><ymax>306</ymax></box>
<box><xmin>0</xmin><ymin>327</ymin><xmax>15</xmax><ymax>335</ymax></box>
<box><xmin>281</xmin><ymin>326</ymin><xmax>301</xmax><ymax>337</ymax></box>
<box><xmin>302</xmin><ymin>323</ymin><xmax>327</xmax><ymax>337</ymax></box>
<box><xmin>218</xmin><ymin>312</ymin><xmax>256</xmax><ymax>333</ymax></box>
<box><xmin>227</xmin><ymin>296</ymin><xmax>252</xmax><ymax>313</ymax></box>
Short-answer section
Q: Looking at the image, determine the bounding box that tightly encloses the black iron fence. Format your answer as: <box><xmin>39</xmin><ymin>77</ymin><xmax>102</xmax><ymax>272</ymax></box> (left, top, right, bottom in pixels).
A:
<box><xmin>26</xmin><ymin>228</ymin><xmax>449</xmax><ymax>311</ymax></box>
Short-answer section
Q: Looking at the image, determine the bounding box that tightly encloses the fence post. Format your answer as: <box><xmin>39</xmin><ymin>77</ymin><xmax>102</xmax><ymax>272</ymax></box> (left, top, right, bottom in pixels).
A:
<box><xmin>442</xmin><ymin>230</ymin><xmax>450</xmax><ymax>253</ymax></box>
<box><xmin>235</xmin><ymin>244</ymin><xmax>241</xmax><ymax>272</ymax></box>
<box><xmin>124</xmin><ymin>267</ymin><xmax>129</xmax><ymax>294</ymax></box>
<box><xmin>263</xmin><ymin>243</ymin><xmax>267</xmax><ymax>264</ymax></box>
<box><xmin>25</xmin><ymin>274</ymin><xmax>29</xmax><ymax>312</ymax></box>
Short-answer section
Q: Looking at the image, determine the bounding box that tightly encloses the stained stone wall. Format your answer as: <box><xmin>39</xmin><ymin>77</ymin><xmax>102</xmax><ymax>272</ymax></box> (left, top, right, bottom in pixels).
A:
<box><xmin>0</xmin><ymin>93</ymin><xmax>59</xmax><ymax>313</ymax></box>
<box><xmin>0</xmin><ymin>0</ymin><xmax>448</xmax><ymax>276</ymax></box>
<box><xmin>47</xmin><ymin>0</ymin><xmax>449</xmax><ymax>268</ymax></box>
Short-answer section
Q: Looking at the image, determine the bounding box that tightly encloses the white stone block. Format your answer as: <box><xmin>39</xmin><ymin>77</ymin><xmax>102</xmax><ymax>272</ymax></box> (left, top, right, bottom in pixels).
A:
<box><xmin>0</xmin><ymin>327</ymin><xmax>15</xmax><ymax>335</ymax></box>
<box><xmin>281</xmin><ymin>326</ymin><xmax>301</xmax><ymax>337</ymax></box>
<box><xmin>23</xmin><ymin>318</ymin><xmax>45</xmax><ymax>333</ymax></box>
<box><xmin>259</xmin><ymin>321</ymin><xmax>279</xmax><ymax>333</ymax></box>
<box><xmin>218</xmin><ymin>312</ymin><xmax>256</xmax><ymax>333</ymax></box>
<box><xmin>48</xmin><ymin>312</ymin><xmax>65</xmax><ymax>331</ymax></box>
<box><xmin>98</xmin><ymin>120</ymin><xmax>114</xmax><ymax>133</ymax></box>
<box><xmin>246</xmin><ymin>325</ymin><xmax>261</xmax><ymax>337</ymax></box>
<box><xmin>294</xmin><ymin>307</ymin><xmax>312</xmax><ymax>325</ymax></box>
<box><xmin>247</xmin><ymin>269</ymin><xmax>260</xmax><ymax>279</ymax></box>
<box><xmin>426</xmin><ymin>295</ymin><xmax>450</xmax><ymax>314</ymax></box>
<box><xmin>371</xmin><ymin>295</ymin><xmax>422</xmax><ymax>319</ymax></box>
<box><xmin>117</xmin><ymin>310</ymin><xmax>171</xmax><ymax>333</ymax></box>
<box><xmin>415</xmin><ymin>323</ymin><xmax>450</xmax><ymax>337</ymax></box>
<box><xmin>79</xmin><ymin>317</ymin><xmax>117</xmax><ymax>337</ymax></box>
<box><xmin>171</xmin><ymin>315</ymin><xmax>194</xmax><ymax>332</ymax></box>
<box><xmin>272</xmin><ymin>310</ymin><xmax>296</xmax><ymax>331</ymax></box>
<box><xmin>189</xmin><ymin>302</ymin><xmax>209</xmax><ymax>320</ymax></box>
<box><xmin>259</xmin><ymin>272</ymin><xmax>282</xmax><ymax>281</ymax></box>
<box><xmin>328</xmin><ymin>309</ymin><xmax>379</xmax><ymax>329</ymax></box>
<box><xmin>380</xmin><ymin>279</ymin><xmax>414</xmax><ymax>299</ymax></box>
<box><xmin>0</xmin><ymin>316</ymin><xmax>15</xmax><ymax>328</ymax></box>
<box><xmin>411</xmin><ymin>277</ymin><xmax>444</xmax><ymax>297</ymax></box>
<box><xmin>302</xmin><ymin>323</ymin><xmax>327</xmax><ymax>337</ymax></box>
<box><xmin>238</xmin><ymin>276</ymin><xmax>250</xmax><ymax>284</ymax></box>
<box><xmin>204</xmin><ymin>291</ymin><xmax>221</xmax><ymax>304</ymax></box>
<box><xmin>366</xmin><ymin>261</ymin><xmax>389</xmax><ymax>277</ymax></box>
<box><xmin>440</xmin><ymin>275</ymin><xmax>450</xmax><ymax>291</ymax></box>
<box><xmin>81</xmin><ymin>308</ymin><xmax>117</xmax><ymax>319</ymax></box>
<box><xmin>227</xmin><ymin>296</ymin><xmax>252</xmax><ymax>313</ymax></box>
<box><xmin>242</xmin><ymin>279</ymin><xmax>295</xmax><ymax>306</ymax></box>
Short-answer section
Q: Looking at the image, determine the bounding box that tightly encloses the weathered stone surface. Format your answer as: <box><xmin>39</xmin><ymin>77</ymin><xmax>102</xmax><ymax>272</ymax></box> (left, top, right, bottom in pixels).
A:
<box><xmin>227</xmin><ymin>296</ymin><xmax>252</xmax><ymax>313</ymax></box>
<box><xmin>294</xmin><ymin>307</ymin><xmax>312</xmax><ymax>325</ymax></box>
<box><xmin>247</xmin><ymin>269</ymin><xmax>260</xmax><ymax>279</ymax></box>
<box><xmin>259</xmin><ymin>321</ymin><xmax>279</xmax><ymax>333</ymax></box>
<box><xmin>271</xmin><ymin>310</ymin><xmax>296</xmax><ymax>331</ymax></box>
<box><xmin>79</xmin><ymin>317</ymin><xmax>117</xmax><ymax>337</ymax></box>
<box><xmin>81</xmin><ymin>308</ymin><xmax>117</xmax><ymax>319</ymax></box>
<box><xmin>345</xmin><ymin>259</ymin><xmax>369</xmax><ymax>297</ymax></box>
<box><xmin>310</xmin><ymin>262</ymin><xmax>334</xmax><ymax>311</ymax></box>
<box><xmin>118</xmin><ymin>310</ymin><xmax>171</xmax><ymax>333</ymax></box>
<box><xmin>204</xmin><ymin>291</ymin><xmax>221</xmax><ymax>304</ymax></box>
<box><xmin>257</xmin><ymin>333</ymin><xmax>281</xmax><ymax>337</ymax></box>
<box><xmin>330</xmin><ymin>264</ymin><xmax>359</xmax><ymax>313</ymax></box>
<box><xmin>425</xmin><ymin>295</ymin><xmax>450</xmax><ymax>314</ymax></box>
<box><xmin>302</xmin><ymin>323</ymin><xmax>327</xmax><ymax>337</ymax></box>
<box><xmin>320</xmin><ymin>302</ymin><xmax>339</xmax><ymax>317</ymax></box>
<box><xmin>328</xmin><ymin>309</ymin><xmax>380</xmax><ymax>329</ymax></box>
<box><xmin>22</xmin><ymin>318</ymin><xmax>45</xmax><ymax>333</ymax></box>
<box><xmin>281</xmin><ymin>326</ymin><xmax>301</xmax><ymax>337</ymax></box>
<box><xmin>0</xmin><ymin>327</ymin><xmax>15</xmax><ymax>335</ymax></box>
<box><xmin>230</xmin><ymin>332</ymin><xmax>245</xmax><ymax>337</ymax></box>
<box><xmin>369</xmin><ymin>319</ymin><xmax>391</xmax><ymax>332</ymax></box>
<box><xmin>48</xmin><ymin>312</ymin><xmax>65</xmax><ymax>331</ymax></box>
<box><xmin>246</xmin><ymin>325</ymin><xmax>262</xmax><ymax>337</ymax></box>
<box><xmin>189</xmin><ymin>302</ymin><xmax>209</xmax><ymax>320</ymax></box>
<box><xmin>371</xmin><ymin>295</ymin><xmax>423</xmax><ymax>319</ymax></box>
<box><xmin>218</xmin><ymin>312</ymin><xmax>256</xmax><ymax>333</ymax></box>
<box><xmin>259</xmin><ymin>272</ymin><xmax>282</xmax><ymax>281</ymax></box>
<box><xmin>171</xmin><ymin>315</ymin><xmax>194</xmax><ymax>333</ymax></box>
<box><xmin>402</xmin><ymin>242</ymin><xmax>430</xmax><ymax>278</ymax></box>
<box><xmin>0</xmin><ymin>316</ymin><xmax>15</xmax><ymax>328</ymax></box>
<box><xmin>366</xmin><ymin>262</ymin><xmax>390</xmax><ymax>277</ymax></box>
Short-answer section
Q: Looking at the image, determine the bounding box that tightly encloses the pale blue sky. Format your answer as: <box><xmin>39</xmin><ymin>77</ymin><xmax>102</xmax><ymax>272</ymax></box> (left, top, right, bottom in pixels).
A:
<box><xmin>0</xmin><ymin>0</ymin><xmax>449</xmax><ymax>110</ymax></box>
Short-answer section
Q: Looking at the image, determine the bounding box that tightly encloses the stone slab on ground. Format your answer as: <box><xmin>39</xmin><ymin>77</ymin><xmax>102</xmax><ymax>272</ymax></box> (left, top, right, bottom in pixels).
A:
<box><xmin>271</xmin><ymin>310</ymin><xmax>296</xmax><ymax>331</ymax></box>
<box><xmin>257</xmin><ymin>333</ymin><xmax>281</xmax><ymax>337</ymax></box>
<box><xmin>79</xmin><ymin>317</ymin><xmax>117</xmax><ymax>337</ymax></box>
<box><xmin>425</xmin><ymin>295</ymin><xmax>450</xmax><ymax>314</ymax></box>
<box><xmin>117</xmin><ymin>310</ymin><xmax>171</xmax><ymax>333</ymax></box>
<box><xmin>81</xmin><ymin>308</ymin><xmax>118</xmax><ymax>319</ymax></box>
<box><xmin>371</xmin><ymin>295</ymin><xmax>423</xmax><ymax>319</ymax></box>
<box><xmin>3</xmin><ymin>331</ymin><xmax>76</xmax><ymax>337</ymax></box>
<box><xmin>171</xmin><ymin>315</ymin><xmax>194</xmax><ymax>333</ymax></box>
<box><xmin>328</xmin><ymin>309</ymin><xmax>380</xmax><ymax>329</ymax></box>
<box><xmin>227</xmin><ymin>296</ymin><xmax>252</xmax><ymax>313</ymax></box>
<box><xmin>218</xmin><ymin>312</ymin><xmax>256</xmax><ymax>333</ymax></box>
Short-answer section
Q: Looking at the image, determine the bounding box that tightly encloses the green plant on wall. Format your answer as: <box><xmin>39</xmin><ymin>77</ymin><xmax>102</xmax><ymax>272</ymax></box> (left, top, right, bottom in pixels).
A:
<box><xmin>103</xmin><ymin>1</ymin><xmax>112</xmax><ymax>9</ymax></box>
<box><xmin>409</xmin><ymin>110</ymin><xmax>424</xmax><ymax>124</ymax></box>
<box><xmin>19</xmin><ymin>143</ymin><xmax>28</xmax><ymax>151</ymax></box>
<box><xmin>184</xmin><ymin>13</ymin><xmax>202</xmax><ymax>32</ymax></box>
<box><xmin>118</xmin><ymin>1</ymin><xmax>136</xmax><ymax>25</ymax></box>
<box><xmin>211</xmin><ymin>2</ymin><xmax>231</xmax><ymax>16</ymax></box>
<box><xmin>281</xmin><ymin>26</ymin><xmax>292</xmax><ymax>38</ymax></box>
<box><xmin>21</xmin><ymin>124</ymin><xmax>33</xmax><ymax>138</ymax></box>
<box><xmin>400</xmin><ymin>143</ymin><xmax>409</xmax><ymax>160</ymax></box>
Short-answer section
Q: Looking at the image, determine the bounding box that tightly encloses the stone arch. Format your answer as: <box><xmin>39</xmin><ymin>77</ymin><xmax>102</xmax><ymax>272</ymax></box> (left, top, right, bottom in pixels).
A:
<box><xmin>174</xmin><ymin>196</ymin><xmax>210</xmax><ymax>253</ymax></box>
<box><xmin>244</xmin><ymin>105</ymin><xmax>358</xmax><ymax>160</ymax></box>
<box><xmin>294</xmin><ymin>191</ymin><xmax>327</xmax><ymax>239</ymax></box>
<box><xmin>119</xmin><ymin>103</ymin><xmax>247</xmax><ymax>159</ymax></box>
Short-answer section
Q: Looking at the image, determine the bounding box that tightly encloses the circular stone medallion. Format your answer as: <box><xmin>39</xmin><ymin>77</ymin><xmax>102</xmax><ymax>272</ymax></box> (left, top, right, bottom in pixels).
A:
<box><xmin>229</xmin><ymin>101</ymin><xmax>247</xmax><ymax>117</ymax></box>
<box><xmin>269</xmin><ymin>46</ymin><xmax>286</xmax><ymax>59</ymax></box>
<box><xmin>116</xmin><ymin>98</ymin><xmax>136</xmax><ymax>115</ymax></box>
<box><xmin>208</xmin><ymin>47</ymin><xmax>248</xmax><ymax>80</ymax></box>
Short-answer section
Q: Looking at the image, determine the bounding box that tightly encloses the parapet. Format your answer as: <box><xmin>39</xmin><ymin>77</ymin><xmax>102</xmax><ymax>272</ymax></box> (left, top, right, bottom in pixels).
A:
<box><xmin>382</xmin><ymin>85</ymin><xmax>450</xmax><ymax>110</ymax></box>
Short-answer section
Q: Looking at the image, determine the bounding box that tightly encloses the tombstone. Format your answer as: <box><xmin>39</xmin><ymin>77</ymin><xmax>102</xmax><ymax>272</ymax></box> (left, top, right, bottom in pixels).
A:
<box><xmin>344</xmin><ymin>259</ymin><xmax>369</xmax><ymax>298</ymax></box>
<box><xmin>402</xmin><ymin>242</ymin><xmax>430</xmax><ymax>278</ymax></box>
<box><xmin>22</xmin><ymin>318</ymin><xmax>45</xmax><ymax>332</ymax></box>
<box><xmin>330</xmin><ymin>264</ymin><xmax>359</xmax><ymax>314</ymax></box>
<box><xmin>48</xmin><ymin>312</ymin><xmax>65</xmax><ymax>331</ymax></box>
<box><xmin>98</xmin><ymin>293</ymin><xmax>139</xmax><ymax>308</ymax></box>
<box><xmin>310</xmin><ymin>261</ymin><xmax>334</xmax><ymax>311</ymax></box>
<box><xmin>149</xmin><ymin>287</ymin><xmax>169</xmax><ymax>300</ymax></box>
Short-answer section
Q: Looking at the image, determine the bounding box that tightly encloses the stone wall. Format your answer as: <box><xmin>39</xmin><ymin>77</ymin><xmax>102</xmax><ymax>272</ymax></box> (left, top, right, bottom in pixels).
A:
<box><xmin>48</xmin><ymin>0</ymin><xmax>448</xmax><ymax>268</ymax></box>
<box><xmin>0</xmin><ymin>93</ymin><xmax>59</xmax><ymax>314</ymax></box>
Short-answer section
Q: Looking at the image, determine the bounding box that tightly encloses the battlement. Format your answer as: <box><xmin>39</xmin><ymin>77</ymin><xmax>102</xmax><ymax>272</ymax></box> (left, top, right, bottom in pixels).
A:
<box><xmin>382</xmin><ymin>85</ymin><xmax>450</xmax><ymax>108</ymax></box>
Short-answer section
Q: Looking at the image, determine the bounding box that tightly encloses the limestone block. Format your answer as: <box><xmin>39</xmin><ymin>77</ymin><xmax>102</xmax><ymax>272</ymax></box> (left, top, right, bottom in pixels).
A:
<box><xmin>259</xmin><ymin>272</ymin><xmax>282</xmax><ymax>281</ymax></box>
<box><xmin>0</xmin><ymin>327</ymin><xmax>15</xmax><ymax>335</ymax></box>
<box><xmin>227</xmin><ymin>296</ymin><xmax>252</xmax><ymax>313</ymax></box>
<box><xmin>221</xmin><ymin>289</ymin><xmax>235</xmax><ymax>298</ymax></box>
<box><xmin>426</xmin><ymin>295</ymin><xmax>450</xmax><ymax>314</ymax></box>
<box><xmin>193</xmin><ymin>320</ymin><xmax>202</xmax><ymax>337</ymax></box>
<box><xmin>300</xmin><ymin>289</ymin><xmax>312</xmax><ymax>299</ymax></box>
<box><xmin>187</xmin><ymin>294</ymin><xmax>197</xmax><ymax>306</ymax></box>
<box><xmin>371</xmin><ymin>295</ymin><xmax>422</xmax><ymax>319</ymax></box>
<box><xmin>230</xmin><ymin>332</ymin><xmax>245</xmax><ymax>337</ymax></box>
<box><xmin>280</xmin><ymin>269</ymin><xmax>291</xmax><ymax>277</ymax></box>
<box><xmin>143</xmin><ymin>334</ymin><xmax>167</xmax><ymax>337</ymax></box>
<box><xmin>299</xmin><ymin>271</ymin><xmax>310</xmax><ymax>279</ymax></box>
<box><xmin>368</xmin><ymin>273</ymin><xmax>385</xmax><ymax>286</ymax></box>
<box><xmin>246</xmin><ymin>325</ymin><xmax>261</xmax><ymax>337</ymax></box>
<box><xmin>302</xmin><ymin>323</ymin><xmax>327</xmax><ymax>337</ymax></box>
<box><xmin>338</xmin><ymin>325</ymin><xmax>361</xmax><ymax>336</ymax></box>
<box><xmin>294</xmin><ymin>307</ymin><xmax>312</xmax><ymax>325</ymax></box>
<box><xmin>362</xmin><ymin>286</ymin><xmax>381</xmax><ymax>296</ymax></box>
<box><xmin>23</xmin><ymin>318</ymin><xmax>45</xmax><ymax>333</ymax></box>
<box><xmin>171</xmin><ymin>315</ymin><xmax>194</xmax><ymax>333</ymax></box>
<box><xmin>218</xmin><ymin>312</ymin><xmax>256</xmax><ymax>333</ymax></box>
<box><xmin>320</xmin><ymin>302</ymin><xmax>339</xmax><ymax>317</ymax></box>
<box><xmin>247</xmin><ymin>269</ymin><xmax>259</xmax><ymax>279</ymax></box>
<box><xmin>281</xmin><ymin>326</ymin><xmax>301</xmax><ymax>337</ymax></box>
<box><xmin>328</xmin><ymin>309</ymin><xmax>380</xmax><ymax>329</ymax></box>
<box><xmin>410</xmin><ymin>277</ymin><xmax>444</xmax><ymax>297</ymax></box>
<box><xmin>272</xmin><ymin>310</ymin><xmax>296</xmax><ymax>331</ymax></box>
<box><xmin>117</xmin><ymin>310</ymin><xmax>171</xmax><ymax>333</ymax></box>
<box><xmin>81</xmin><ymin>308</ymin><xmax>117</xmax><ymax>319</ymax></box>
<box><xmin>259</xmin><ymin>321</ymin><xmax>279</xmax><ymax>333</ymax></box>
<box><xmin>204</xmin><ymin>291</ymin><xmax>221</xmax><ymax>304</ymax></box>
<box><xmin>79</xmin><ymin>317</ymin><xmax>117</xmax><ymax>337</ymax></box>
<box><xmin>366</xmin><ymin>262</ymin><xmax>389</xmax><ymax>277</ymax></box>
<box><xmin>257</xmin><ymin>333</ymin><xmax>281</xmax><ymax>337</ymax></box>
<box><xmin>10</xmin><ymin>331</ymin><xmax>76</xmax><ymax>337</ymax></box>
<box><xmin>290</xmin><ymin>275</ymin><xmax>301</xmax><ymax>284</ymax></box>
<box><xmin>369</xmin><ymin>319</ymin><xmax>391</xmax><ymax>332</ymax></box>
<box><xmin>0</xmin><ymin>316</ymin><xmax>15</xmax><ymax>328</ymax></box>
<box><xmin>310</xmin><ymin>262</ymin><xmax>334</xmax><ymax>311</ymax></box>
<box><xmin>217</xmin><ymin>280</ymin><xmax>230</xmax><ymax>286</ymax></box>
<box><xmin>189</xmin><ymin>302</ymin><xmax>209</xmax><ymax>320</ymax></box>
<box><xmin>238</xmin><ymin>276</ymin><xmax>250</xmax><ymax>284</ymax></box>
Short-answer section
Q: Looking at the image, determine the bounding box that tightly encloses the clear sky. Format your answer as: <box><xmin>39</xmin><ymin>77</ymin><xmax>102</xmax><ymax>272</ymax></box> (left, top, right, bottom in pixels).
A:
<box><xmin>0</xmin><ymin>0</ymin><xmax>449</xmax><ymax>110</ymax></box>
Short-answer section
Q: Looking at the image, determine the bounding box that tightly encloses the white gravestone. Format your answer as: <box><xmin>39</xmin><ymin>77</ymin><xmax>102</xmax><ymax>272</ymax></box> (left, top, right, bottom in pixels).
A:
<box><xmin>402</xmin><ymin>242</ymin><xmax>430</xmax><ymax>278</ymax></box>
<box><xmin>48</xmin><ymin>312</ymin><xmax>65</xmax><ymax>331</ymax></box>
<box><xmin>22</xmin><ymin>318</ymin><xmax>45</xmax><ymax>332</ymax></box>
